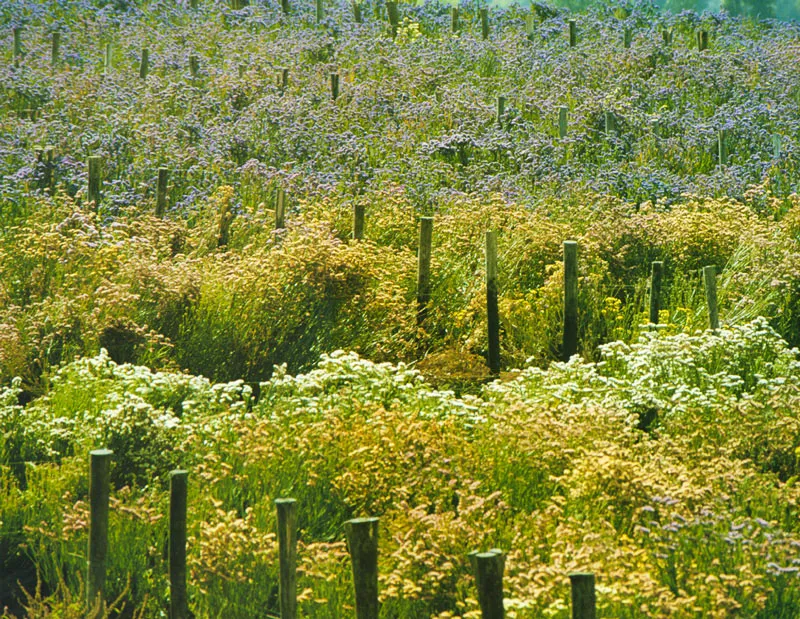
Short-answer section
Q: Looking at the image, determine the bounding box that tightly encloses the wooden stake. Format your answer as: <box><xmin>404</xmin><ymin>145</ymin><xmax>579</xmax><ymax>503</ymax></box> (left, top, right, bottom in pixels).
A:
<box><xmin>662</xmin><ymin>28</ymin><xmax>672</xmax><ymax>46</ymax></box>
<box><xmin>189</xmin><ymin>55</ymin><xmax>199</xmax><ymax>79</ymax></box>
<box><xmin>87</xmin><ymin>449</ymin><xmax>113</xmax><ymax>618</ymax></box>
<box><xmin>703</xmin><ymin>265</ymin><xmax>719</xmax><ymax>330</ymax></box>
<box><xmin>353</xmin><ymin>1</ymin><xmax>363</xmax><ymax>23</ymax></box>
<box><xmin>330</xmin><ymin>72</ymin><xmax>339</xmax><ymax>101</ymax></box>
<box><xmin>649</xmin><ymin>261</ymin><xmax>663</xmax><ymax>325</ymax></box>
<box><xmin>569</xmin><ymin>20</ymin><xmax>577</xmax><ymax>47</ymax></box>
<box><xmin>139</xmin><ymin>48</ymin><xmax>149</xmax><ymax>79</ymax></box>
<box><xmin>316</xmin><ymin>0</ymin><xmax>324</xmax><ymax>22</ymax></box>
<box><xmin>277</xmin><ymin>67</ymin><xmax>289</xmax><ymax>92</ymax></box>
<box><xmin>451</xmin><ymin>7</ymin><xmax>460</xmax><ymax>33</ymax></box>
<box><xmin>104</xmin><ymin>42</ymin><xmax>112</xmax><ymax>75</ymax></box>
<box><xmin>563</xmin><ymin>240</ymin><xmax>578</xmax><ymax>361</ymax></box>
<box><xmin>486</xmin><ymin>230</ymin><xmax>500</xmax><ymax>375</ymax></box>
<box><xmin>623</xmin><ymin>28</ymin><xmax>631</xmax><ymax>49</ymax></box>
<box><xmin>472</xmin><ymin>550</ymin><xmax>505</xmax><ymax>619</ymax></box>
<box><xmin>496</xmin><ymin>96</ymin><xmax>505</xmax><ymax>127</ymax></box>
<box><xmin>353</xmin><ymin>203</ymin><xmax>365</xmax><ymax>240</ymax></box>
<box><xmin>697</xmin><ymin>29</ymin><xmax>708</xmax><ymax>51</ymax></box>
<box><xmin>51</xmin><ymin>32</ymin><xmax>60</xmax><ymax>66</ymax></box>
<box><xmin>281</xmin><ymin>0</ymin><xmax>290</xmax><ymax>14</ymax></box>
<box><xmin>170</xmin><ymin>470</ymin><xmax>190</xmax><ymax>619</ymax></box>
<box><xmin>275</xmin><ymin>187</ymin><xmax>286</xmax><ymax>229</ymax></box>
<box><xmin>345</xmin><ymin>518</ymin><xmax>379</xmax><ymax>619</ymax></box>
<box><xmin>155</xmin><ymin>167</ymin><xmax>169</xmax><ymax>218</ymax></box>
<box><xmin>13</xmin><ymin>27</ymin><xmax>22</xmax><ymax>60</ymax></box>
<box><xmin>773</xmin><ymin>134</ymin><xmax>782</xmax><ymax>159</ymax></box>
<box><xmin>559</xmin><ymin>106</ymin><xmax>568</xmax><ymax>138</ymax></box>
<box><xmin>416</xmin><ymin>217</ymin><xmax>433</xmax><ymax>327</ymax></box>
<box><xmin>36</xmin><ymin>146</ymin><xmax>55</xmax><ymax>192</ymax></box>
<box><xmin>386</xmin><ymin>1</ymin><xmax>399</xmax><ymax>37</ymax></box>
<box><xmin>480</xmin><ymin>8</ymin><xmax>489</xmax><ymax>40</ymax></box>
<box><xmin>570</xmin><ymin>573</ymin><xmax>596</xmax><ymax>619</ymax></box>
<box><xmin>718</xmin><ymin>128</ymin><xmax>728</xmax><ymax>166</ymax></box>
<box><xmin>87</xmin><ymin>156</ymin><xmax>102</xmax><ymax>211</ymax></box>
<box><xmin>276</xmin><ymin>499</ymin><xmax>298</xmax><ymax>619</ymax></box>
<box><xmin>604</xmin><ymin>111</ymin><xmax>616</xmax><ymax>135</ymax></box>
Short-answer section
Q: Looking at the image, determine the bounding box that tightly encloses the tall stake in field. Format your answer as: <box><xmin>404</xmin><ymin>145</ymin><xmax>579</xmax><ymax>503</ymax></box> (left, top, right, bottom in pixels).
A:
<box><xmin>51</xmin><ymin>32</ymin><xmax>60</xmax><ymax>66</ymax></box>
<box><xmin>718</xmin><ymin>129</ymin><xmax>728</xmax><ymax>165</ymax></box>
<box><xmin>88</xmin><ymin>449</ymin><xmax>113</xmax><ymax>619</ymax></box>
<box><xmin>623</xmin><ymin>28</ymin><xmax>631</xmax><ymax>49</ymax></box>
<box><xmin>486</xmin><ymin>231</ymin><xmax>500</xmax><ymax>375</ymax></box>
<box><xmin>353</xmin><ymin>2</ymin><xmax>363</xmax><ymax>23</ymax></box>
<box><xmin>155</xmin><ymin>168</ymin><xmax>169</xmax><ymax>218</ymax></box>
<box><xmin>330</xmin><ymin>72</ymin><xmax>339</xmax><ymax>101</ymax></box>
<box><xmin>275</xmin><ymin>188</ymin><xmax>286</xmax><ymax>230</ymax></box>
<box><xmin>36</xmin><ymin>146</ymin><xmax>55</xmax><ymax>192</ymax></box>
<box><xmin>13</xmin><ymin>27</ymin><xmax>22</xmax><ymax>61</ymax></box>
<box><xmin>570</xmin><ymin>573</ymin><xmax>596</xmax><ymax>619</ymax></box>
<box><xmin>471</xmin><ymin>550</ymin><xmax>505</xmax><ymax>619</ymax></box>
<box><xmin>703</xmin><ymin>265</ymin><xmax>719</xmax><ymax>331</ymax></box>
<box><xmin>649</xmin><ymin>261</ymin><xmax>663</xmax><ymax>325</ymax></box>
<box><xmin>569</xmin><ymin>20</ymin><xmax>577</xmax><ymax>47</ymax></box>
<box><xmin>104</xmin><ymin>42</ymin><xmax>112</xmax><ymax>75</ymax></box>
<box><xmin>559</xmin><ymin>106</ymin><xmax>568</xmax><ymax>138</ymax></box>
<box><xmin>496</xmin><ymin>96</ymin><xmax>505</xmax><ymax>127</ymax></box>
<box><xmin>87</xmin><ymin>156</ymin><xmax>102</xmax><ymax>211</ymax></box>
<box><xmin>281</xmin><ymin>0</ymin><xmax>290</xmax><ymax>14</ymax></box>
<box><xmin>170</xmin><ymin>470</ymin><xmax>190</xmax><ymax>619</ymax></box>
<box><xmin>275</xmin><ymin>499</ymin><xmax>298</xmax><ymax>619</ymax></box>
<box><xmin>345</xmin><ymin>518</ymin><xmax>379</xmax><ymax>619</ymax></box>
<box><xmin>139</xmin><ymin>48</ymin><xmax>149</xmax><ymax>79</ymax></box>
<box><xmin>563</xmin><ymin>240</ymin><xmax>578</xmax><ymax>361</ymax></box>
<box><xmin>353</xmin><ymin>203</ymin><xmax>365</xmax><ymax>240</ymax></box>
<box><xmin>480</xmin><ymin>8</ymin><xmax>489</xmax><ymax>40</ymax></box>
<box><xmin>316</xmin><ymin>0</ymin><xmax>324</xmax><ymax>22</ymax></box>
<box><xmin>416</xmin><ymin>217</ymin><xmax>433</xmax><ymax>327</ymax></box>
<box><xmin>451</xmin><ymin>7</ymin><xmax>460</xmax><ymax>33</ymax></box>
<box><xmin>697</xmin><ymin>29</ymin><xmax>708</xmax><ymax>51</ymax></box>
<box><xmin>773</xmin><ymin>134</ymin><xmax>782</xmax><ymax>159</ymax></box>
<box><xmin>189</xmin><ymin>55</ymin><xmax>199</xmax><ymax>79</ymax></box>
<box><xmin>386</xmin><ymin>1</ymin><xmax>399</xmax><ymax>37</ymax></box>
<box><xmin>277</xmin><ymin>67</ymin><xmax>289</xmax><ymax>93</ymax></box>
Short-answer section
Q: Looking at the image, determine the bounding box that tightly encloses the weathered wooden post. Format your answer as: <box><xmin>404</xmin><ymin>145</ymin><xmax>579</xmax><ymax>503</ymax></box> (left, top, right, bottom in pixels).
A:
<box><xmin>104</xmin><ymin>42</ymin><xmax>112</xmax><ymax>75</ymax></box>
<box><xmin>275</xmin><ymin>499</ymin><xmax>298</xmax><ymax>619</ymax></box>
<box><xmin>649</xmin><ymin>261</ymin><xmax>663</xmax><ymax>325</ymax></box>
<box><xmin>416</xmin><ymin>217</ymin><xmax>433</xmax><ymax>327</ymax></box>
<box><xmin>36</xmin><ymin>146</ymin><xmax>55</xmax><ymax>192</ymax></box>
<box><xmin>330</xmin><ymin>72</ymin><xmax>339</xmax><ymax>101</ymax></box>
<box><xmin>170</xmin><ymin>470</ymin><xmax>190</xmax><ymax>619</ymax></box>
<box><xmin>13</xmin><ymin>27</ymin><xmax>22</xmax><ymax>61</ymax></box>
<box><xmin>386</xmin><ymin>1</ymin><xmax>399</xmax><ymax>37</ymax></box>
<box><xmin>277</xmin><ymin>67</ymin><xmax>289</xmax><ymax>92</ymax></box>
<box><xmin>604</xmin><ymin>111</ymin><xmax>616</xmax><ymax>135</ymax></box>
<box><xmin>623</xmin><ymin>27</ymin><xmax>631</xmax><ymax>49</ymax></box>
<box><xmin>155</xmin><ymin>167</ymin><xmax>169</xmax><ymax>218</ymax></box>
<box><xmin>570</xmin><ymin>573</ymin><xmax>596</xmax><ymax>619</ymax></box>
<box><xmin>88</xmin><ymin>449</ymin><xmax>113</xmax><ymax>618</ymax></box>
<box><xmin>189</xmin><ymin>55</ymin><xmax>199</xmax><ymax>79</ymax></box>
<box><xmin>353</xmin><ymin>1</ymin><xmax>363</xmax><ymax>23</ymax></box>
<box><xmin>559</xmin><ymin>106</ymin><xmax>568</xmax><ymax>138</ymax></box>
<box><xmin>218</xmin><ymin>195</ymin><xmax>232</xmax><ymax>248</ymax></box>
<box><xmin>569</xmin><ymin>20</ymin><xmax>577</xmax><ymax>47</ymax></box>
<box><xmin>316</xmin><ymin>0</ymin><xmax>324</xmax><ymax>22</ymax></box>
<box><xmin>480</xmin><ymin>8</ymin><xmax>489</xmax><ymax>40</ymax></box>
<box><xmin>470</xmin><ymin>549</ymin><xmax>505</xmax><ymax>619</ymax></box>
<box><xmin>703</xmin><ymin>265</ymin><xmax>719</xmax><ymax>330</ymax></box>
<box><xmin>697</xmin><ymin>29</ymin><xmax>708</xmax><ymax>51</ymax></box>
<box><xmin>773</xmin><ymin>134</ymin><xmax>782</xmax><ymax>159</ymax></box>
<box><xmin>486</xmin><ymin>230</ymin><xmax>500</xmax><ymax>375</ymax></box>
<box><xmin>353</xmin><ymin>203</ymin><xmax>365</xmax><ymax>240</ymax></box>
<box><xmin>275</xmin><ymin>187</ymin><xmax>286</xmax><ymax>230</ymax></box>
<box><xmin>451</xmin><ymin>7</ymin><xmax>460</xmax><ymax>33</ymax></box>
<box><xmin>662</xmin><ymin>28</ymin><xmax>672</xmax><ymax>46</ymax></box>
<box><xmin>51</xmin><ymin>32</ymin><xmax>61</xmax><ymax>66</ymax></box>
<box><xmin>281</xmin><ymin>0</ymin><xmax>290</xmax><ymax>14</ymax></box>
<box><xmin>563</xmin><ymin>240</ymin><xmax>578</xmax><ymax>361</ymax></box>
<box><xmin>718</xmin><ymin>128</ymin><xmax>728</xmax><ymax>165</ymax></box>
<box><xmin>345</xmin><ymin>518</ymin><xmax>379</xmax><ymax>619</ymax></box>
<box><xmin>496</xmin><ymin>96</ymin><xmax>505</xmax><ymax>127</ymax></box>
<box><xmin>87</xmin><ymin>156</ymin><xmax>102</xmax><ymax>210</ymax></box>
<box><xmin>139</xmin><ymin>48</ymin><xmax>149</xmax><ymax>79</ymax></box>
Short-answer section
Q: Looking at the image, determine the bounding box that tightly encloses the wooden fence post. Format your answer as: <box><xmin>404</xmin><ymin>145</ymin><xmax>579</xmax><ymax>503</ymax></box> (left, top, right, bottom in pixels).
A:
<box><xmin>563</xmin><ymin>240</ymin><xmax>578</xmax><ymax>361</ymax></box>
<box><xmin>139</xmin><ymin>48</ymin><xmax>149</xmax><ymax>79</ymax></box>
<box><xmin>353</xmin><ymin>1</ymin><xmax>362</xmax><ymax>23</ymax></box>
<box><xmin>570</xmin><ymin>573</ymin><xmax>596</xmax><ymax>619</ymax></box>
<box><xmin>480</xmin><ymin>8</ymin><xmax>489</xmax><ymax>40</ymax></box>
<box><xmin>88</xmin><ymin>449</ymin><xmax>113</xmax><ymax>618</ymax></box>
<box><xmin>773</xmin><ymin>134</ymin><xmax>782</xmax><ymax>159</ymax></box>
<box><xmin>275</xmin><ymin>187</ymin><xmax>286</xmax><ymax>230</ymax></box>
<box><xmin>51</xmin><ymin>32</ymin><xmax>60</xmax><ymax>66</ymax></box>
<box><xmin>276</xmin><ymin>499</ymin><xmax>298</xmax><ymax>619</ymax></box>
<box><xmin>703</xmin><ymin>265</ymin><xmax>719</xmax><ymax>330</ymax></box>
<box><xmin>281</xmin><ymin>0</ymin><xmax>290</xmax><ymax>14</ymax></box>
<box><xmin>330</xmin><ymin>72</ymin><xmax>339</xmax><ymax>101</ymax></box>
<box><xmin>87</xmin><ymin>156</ymin><xmax>102</xmax><ymax>211</ymax></box>
<box><xmin>170</xmin><ymin>470</ymin><xmax>190</xmax><ymax>619</ymax></box>
<box><xmin>345</xmin><ymin>518</ymin><xmax>379</xmax><ymax>619</ymax></box>
<box><xmin>13</xmin><ymin>27</ymin><xmax>22</xmax><ymax>60</ymax></box>
<box><xmin>662</xmin><ymin>28</ymin><xmax>671</xmax><ymax>46</ymax></box>
<box><xmin>36</xmin><ymin>146</ymin><xmax>55</xmax><ymax>192</ymax></box>
<box><xmin>155</xmin><ymin>167</ymin><xmax>169</xmax><ymax>218</ymax></box>
<box><xmin>496</xmin><ymin>96</ymin><xmax>505</xmax><ymax>127</ymax></box>
<box><xmin>386</xmin><ymin>1</ymin><xmax>399</xmax><ymax>37</ymax></box>
<box><xmin>353</xmin><ymin>203</ymin><xmax>365</xmax><ymax>240</ymax></box>
<box><xmin>189</xmin><ymin>55</ymin><xmax>199</xmax><ymax>79</ymax></box>
<box><xmin>471</xmin><ymin>549</ymin><xmax>505</xmax><ymax>619</ymax></box>
<box><xmin>718</xmin><ymin>128</ymin><xmax>728</xmax><ymax>165</ymax></box>
<box><xmin>277</xmin><ymin>67</ymin><xmax>289</xmax><ymax>92</ymax></box>
<box><xmin>316</xmin><ymin>0</ymin><xmax>324</xmax><ymax>22</ymax></box>
<box><xmin>451</xmin><ymin>7</ymin><xmax>460</xmax><ymax>33</ymax></box>
<box><xmin>569</xmin><ymin>20</ymin><xmax>577</xmax><ymax>47</ymax></box>
<box><xmin>604</xmin><ymin>111</ymin><xmax>616</xmax><ymax>135</ymax></box>
<box><xmin>416</xmin><ymin>217</ymin><xmax>433</xmax><ymax>327</ymax></box>
<box><xmin>697</xmin><ymin>29</ymin><xmax>708</xmax><ymax>51</ymax></box>
<box><xmin>649</xmin><ymin>261</ymin><xmax>663</xmax><ymax>325</ymax></box>
<box><xmin>104</xmin><ymin>42</ymin><xmax>112</xmax><ymax>75</ymax></box>
<box><xmin>486</xmin><ymin>230</ymin><xmax>500</xmax><ymax>375</ymax></box>
<box><xmin>623</xmin><ymin>28</ymin><xmax>631</xmax><ymax>49</ymax></box>
<box><xmin>559</xmin><ymin>106</ymin><xmax>568</xmax><ymax>138</ymax></box>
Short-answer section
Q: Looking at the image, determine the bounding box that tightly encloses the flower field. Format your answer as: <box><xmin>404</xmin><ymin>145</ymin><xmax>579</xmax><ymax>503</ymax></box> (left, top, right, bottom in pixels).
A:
<box><xmin>3</xmin><ymin>0</ymin><xmax>800</xmax><ymax>616</ymax></box>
